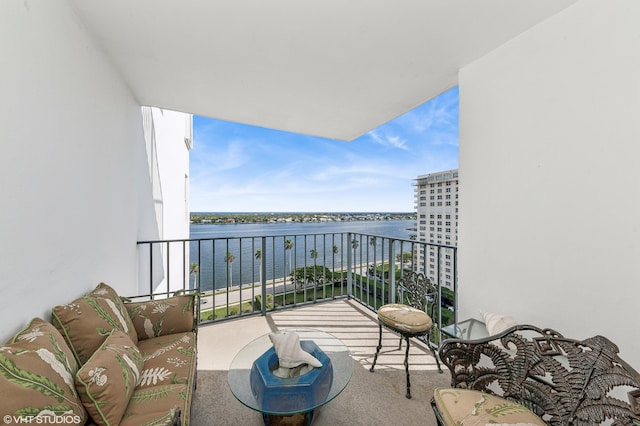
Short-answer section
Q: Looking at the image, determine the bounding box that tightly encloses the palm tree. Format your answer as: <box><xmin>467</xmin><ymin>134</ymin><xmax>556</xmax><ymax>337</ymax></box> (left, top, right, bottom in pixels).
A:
<box><xmin>351</xmin><ymin>237</ymin><xmax>359</xmax><ymax>268</ymax></box>
<box><xmin>189</xmin><ymin>262</ymin><xmax>199</xmax><ymax>289</ymax></box>
<box><xmin>224</xmin><ymin>251</ymin><xmax>235</xmax><ymax>287</ymax></box>
<box><xmin>332</xmin><ymin>244</ymin><xmax>339</xmax><ymax>280</ymax></box>
<box><xmin>396</xmin><ymin>252</ymin><xmax>413</xmax><ymax>264</ymax></box>
<box><xmin>369</xmin><ymin>236</ymin><xmax>377</xmax><ymax>275</ymax></box>
<box><xmin>255</xmin><ymin>249</ymin><xmax>263</xmax><ymax>284</ymax></box>
<box><xmin>284</xmin><ymin>239</ymin><xmax>294</xmax><ymax>274</ymax></box>
<box><xmin>351</xmin><ymin>237</ymin><xmax>360</xmax><ymax>294</ymax></box>
<box><xmin>310</xmin><ymin>248</ymin><xmax>319</xmax><ymax>287</ymax></box>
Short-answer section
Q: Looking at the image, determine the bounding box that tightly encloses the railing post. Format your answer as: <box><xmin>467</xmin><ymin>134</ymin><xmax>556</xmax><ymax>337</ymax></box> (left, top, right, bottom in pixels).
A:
<box><xmin>149</xmin><ymin>242</ymin><xmax>153</xmax><ymax>296</ymax></box>
<box><xmin>347</xmin><ymin>232</ymin><xmax>352</xmax><ymax>297</ymax></box>
<box><xmin>437</xmin><ymin>246</ymin><xmax>443</xmax><ymax>339</ymax></box>
<box><xmin>453</xmin><ymin>247</ymin><xmax>458</xmax><ymax>327</ymax></box>
<box><xmin>182</xmin><ymin>240</ymin><xmax>187</xmax><ymax>290</ymax></box>
<box><xmin>261</xmin><ymin>236</ymin><xmax>267</xmax><ymax>316</ymax></box>
<box><xmin>166</xmin><ymin>241</ymin><xmax>170</xmax><ymax>294</ymax></box>
<box><xmin>389</xmin><ymin>239</ymin><xmax>396</xmax><ymax>304</ymax></box>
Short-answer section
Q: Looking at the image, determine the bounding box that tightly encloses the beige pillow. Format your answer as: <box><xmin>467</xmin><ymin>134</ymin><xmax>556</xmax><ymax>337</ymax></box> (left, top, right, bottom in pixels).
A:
<box><xmin>434</xmin><ymin>388</ymin><xmax>545</xmax><ymax>425</ymax></box>
<box><xmin>52</xmin><ymin>283</ymin><xmax>138</xmax><ymax>364</ymax></box>
<box><xmin>0</xmin><ymin>318</ymin><xmax>87</xmax><ymax>423</ymax></box>
<box><xmin>125</xmin><ymin>295</ymin><xmax>195</xmax><ymax>340</ymax></box>
<box><xmin>88</xmin><ymin>282</ymin><xmax>126</xmax><ymax>303</ymax></box>
<box><xmin>480</xmin><ymin>310</ymin><xmax>517</xmax><ymax>335</ymax></box>
<box><xmin>75</xmin><ymin>330</ymin><xmax>143</xmax><ymax>426</ymax></box>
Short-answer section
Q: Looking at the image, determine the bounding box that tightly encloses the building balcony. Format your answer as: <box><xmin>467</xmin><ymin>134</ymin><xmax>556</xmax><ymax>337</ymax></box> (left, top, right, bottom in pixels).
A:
<box><xmin>138</xmin><ymin>231</ymin><xmax>455</xmax><ymax>424</ymax></box>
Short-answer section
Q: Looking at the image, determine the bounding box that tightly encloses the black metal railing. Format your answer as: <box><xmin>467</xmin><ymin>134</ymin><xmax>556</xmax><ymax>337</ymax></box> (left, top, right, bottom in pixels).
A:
<box><xmin>137</xmin><ymin>232</ymin><xmax>457</xmax><ymax>341</ymax></box>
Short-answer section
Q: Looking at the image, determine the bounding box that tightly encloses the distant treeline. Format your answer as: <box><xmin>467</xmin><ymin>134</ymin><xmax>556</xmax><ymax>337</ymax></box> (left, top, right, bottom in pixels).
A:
<box><xmin>191</xmin><ymin>212</ymin><xmax>415</xmax><ymax>224</ymax></box>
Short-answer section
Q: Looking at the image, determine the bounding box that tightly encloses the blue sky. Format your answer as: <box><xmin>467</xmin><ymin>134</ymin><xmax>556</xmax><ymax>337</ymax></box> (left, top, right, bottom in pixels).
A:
<box><xmin>190</xmin><ymin>86</ymin><xmax>458</xmax><ymax>213</ymax></box>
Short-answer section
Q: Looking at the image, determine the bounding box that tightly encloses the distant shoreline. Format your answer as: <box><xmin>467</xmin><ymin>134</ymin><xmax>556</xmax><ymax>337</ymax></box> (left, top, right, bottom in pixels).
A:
<box><xmin>191</xmin><ymin>212</ymin><xmax>415</xmax><ymax>225</ymax></box>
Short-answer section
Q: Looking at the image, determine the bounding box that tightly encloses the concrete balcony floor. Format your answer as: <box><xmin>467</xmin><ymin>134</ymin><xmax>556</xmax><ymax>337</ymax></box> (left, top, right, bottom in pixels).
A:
<box><xmin>192</xmin><ymin>299</ymin><xmax>451</xmax><ymax>425</ymax></box>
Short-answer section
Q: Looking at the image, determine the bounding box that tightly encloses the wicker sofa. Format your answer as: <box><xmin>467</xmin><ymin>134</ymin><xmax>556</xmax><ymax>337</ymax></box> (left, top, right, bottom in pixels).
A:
<box><xmin>431</xmin><ymin>324</ymin><xmax>640</xmax><ymax>425</ymax></box>
<box><xmin>0</xmin><ymin>282</ymin><xmax>197</xmax><ymax>426</ymax></box>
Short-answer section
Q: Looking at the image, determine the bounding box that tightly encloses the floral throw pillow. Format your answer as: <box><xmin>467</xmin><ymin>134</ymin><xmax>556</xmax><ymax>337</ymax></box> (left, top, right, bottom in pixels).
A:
<box><xmin>75</xmin><ymin>330</ymin><xmax>143</xmax><ymax>426</ymax></box>
<box><xmin>125</xmin><ymin>295</ymin><xmax>195</xmax><ymax>340</ymax></box>
<box><xmin>52</xmin><ymin>283</ymin><xmax>138</xmax><ymax>364</ymax></box>
<box><xmin>0</xmin><ymin>318</ymin><xmax>87</xmax><ymax>424</ymax></box>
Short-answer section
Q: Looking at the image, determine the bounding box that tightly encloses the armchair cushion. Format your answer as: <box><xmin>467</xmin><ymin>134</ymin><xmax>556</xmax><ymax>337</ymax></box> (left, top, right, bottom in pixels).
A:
<box><xmin>433</xmin><ymin>388</ymin><xmax>545</xmax><ymax>426</ymax></box>
<box><xmin>75</xmin><ymin>330</ymin><xmax>143</xmax><ymax>426</ymax></box>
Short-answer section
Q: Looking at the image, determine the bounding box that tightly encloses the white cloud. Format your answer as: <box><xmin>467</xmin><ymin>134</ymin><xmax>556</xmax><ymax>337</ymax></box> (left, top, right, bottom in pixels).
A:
<box><xmin>367</xmin><ymin>130</ymin><xmax>408</xmax><ymax>150</ymax></box>
<box><xmin>400</xmin><ymin>87</ymin><xmax>459</xmax><ymax>134</ymax></box>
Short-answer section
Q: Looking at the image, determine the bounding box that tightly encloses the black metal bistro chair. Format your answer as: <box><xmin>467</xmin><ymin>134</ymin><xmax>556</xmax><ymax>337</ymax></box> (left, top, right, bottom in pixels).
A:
<box><xmin>369</xmin><ymin>271</ymin><xmax>443</xmax><ymax>398</ymax></box>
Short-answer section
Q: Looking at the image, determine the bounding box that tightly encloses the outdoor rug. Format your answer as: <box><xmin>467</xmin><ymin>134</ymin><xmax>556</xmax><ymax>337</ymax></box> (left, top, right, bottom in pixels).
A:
<box><xmin>190</xmin><ymin>360</ymin><xmax>451</xmax><ymax>426</ymax></box>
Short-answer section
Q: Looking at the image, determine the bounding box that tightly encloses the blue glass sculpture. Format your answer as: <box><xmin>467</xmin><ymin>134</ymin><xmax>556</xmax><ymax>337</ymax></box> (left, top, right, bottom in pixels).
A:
<box><xmin>250</xmin><ymin>340</ymin><xmax>333</xmax><ymax>413</ymax></box>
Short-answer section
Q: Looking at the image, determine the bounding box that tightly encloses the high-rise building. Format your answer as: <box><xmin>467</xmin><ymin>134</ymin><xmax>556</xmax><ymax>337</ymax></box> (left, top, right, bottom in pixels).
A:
<box><xmin>414</xmin><ymin>169</ymin><xmax>458</xmax><ymax>289</ymax></box>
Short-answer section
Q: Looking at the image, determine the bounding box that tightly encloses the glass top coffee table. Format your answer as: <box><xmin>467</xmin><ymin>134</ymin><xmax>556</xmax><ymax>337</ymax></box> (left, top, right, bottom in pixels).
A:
<box><xmin>228</xmin><ymin>328</ymin><xmax>353</xmax><ymax>425</ymax></box>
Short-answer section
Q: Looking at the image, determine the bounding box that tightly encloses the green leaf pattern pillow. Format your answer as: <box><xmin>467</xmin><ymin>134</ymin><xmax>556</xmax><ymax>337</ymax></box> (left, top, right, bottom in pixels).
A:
<box><xmin>0</xmin><ymin>318</ymin><xmax>87</xmax><ymax>423</ymax></box>
<box><xmin>52</xmin><ymin>283</ymin><xmax>138</xmax><ymax>365</ymax></box>
<box><xmin>75</xmin><ymin>330</ymin><xmax>144</xmax><ymax>426</ymax></box>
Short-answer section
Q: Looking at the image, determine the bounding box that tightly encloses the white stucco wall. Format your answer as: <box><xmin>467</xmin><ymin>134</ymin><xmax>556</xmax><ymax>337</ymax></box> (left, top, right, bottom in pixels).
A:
<box><xmin>138</xmin><ymin>107</ymin><xmax>192</xmax><ymax>293</ymax></box>
<box><xmin>152</xmin><ymin>108</ymin><xmax>191</xmax><ymax>240</ymax></box>
<box><xmin>0</xmin><ymin>2</ymin><xmax>159</xmax><ymax>341</ymax></box>
<box><xmin>458</xmin><ymin>0</ymin><xmax>640</xmax><ymax>366</ymax></box>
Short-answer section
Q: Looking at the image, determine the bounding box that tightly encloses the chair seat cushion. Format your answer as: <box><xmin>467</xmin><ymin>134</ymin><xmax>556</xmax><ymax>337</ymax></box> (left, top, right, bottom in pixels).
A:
<box><xmin>377</xmin><ymin>303</ymin><xmax>432</xmax><ymax>333</ymax></box>
<box><xmin>433</xmin><ymin>388</ymin><xmax>545</xmax><ymax>426</ymax></box>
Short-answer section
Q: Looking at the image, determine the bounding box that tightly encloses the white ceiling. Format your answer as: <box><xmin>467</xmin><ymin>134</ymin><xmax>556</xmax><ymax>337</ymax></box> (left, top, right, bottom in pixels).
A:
<box><xmin>71</xmin><ymin>0</ymin><xmax>578</xmax><ymax>141</ymax></box>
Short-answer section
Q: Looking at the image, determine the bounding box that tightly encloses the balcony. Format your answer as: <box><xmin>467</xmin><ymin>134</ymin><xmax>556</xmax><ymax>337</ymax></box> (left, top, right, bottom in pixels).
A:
<box><xmin>191</xmin><ymin>299</ymin><xmax>449</xmax><ymax>425</ymax></box>
<box><xmin>138</xmin><ymin>231</ymin><xmax>456</xmax><ymax>424</ymax></box>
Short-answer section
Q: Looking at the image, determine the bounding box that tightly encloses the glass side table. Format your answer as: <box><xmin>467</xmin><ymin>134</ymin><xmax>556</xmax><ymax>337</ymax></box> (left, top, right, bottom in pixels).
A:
<box><xmin>228</xmin><ymin>328</ymin><xmax>353</xmax><ymax>425</ymax></box>
<box><xmin>441</xmin><ymin>318</ymin><xmax>489</xmax><ymax>340</ymax></box>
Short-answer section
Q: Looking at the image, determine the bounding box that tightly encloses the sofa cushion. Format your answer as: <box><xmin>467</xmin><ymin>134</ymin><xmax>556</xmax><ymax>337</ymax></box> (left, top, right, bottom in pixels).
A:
<box><xmin>52</xmin><ymin>283</ymin><xmax>138</xmax><ymax>365</ymax></box>
<box><xmin>125</xmin><ymin>295</ymin><xmax>195</xmax><ymax>340</ymax></box>
<box><xmin>133</xmin><ymin>332</ymin><xmax>197</xmax><ymax>425</ymax></box>
<box><xmin>121</xmin><ymin>385</ymin><xmax>185</xmax><ymax>426</ymax></box>
<box><xmin>75</xmin><ymin>330</ymin><xmax>143</xmax><ymax>426</ymax></box>
<box><xmin>0</xmin><ymin>318</ymin><xmax>87</xmax><ymax>424</ymax></box>
<box><xmin>433</xmin><ymin>388</ymin><xmax>545</xmax><ymax>426</ymax></box>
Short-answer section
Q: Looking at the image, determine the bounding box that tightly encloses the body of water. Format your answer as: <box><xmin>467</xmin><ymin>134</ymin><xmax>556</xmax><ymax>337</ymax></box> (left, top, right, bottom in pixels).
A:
<box><xmin>189</xmin><ymin>220</ymin><xmax>415</xmax><ymax>292</ymax></box>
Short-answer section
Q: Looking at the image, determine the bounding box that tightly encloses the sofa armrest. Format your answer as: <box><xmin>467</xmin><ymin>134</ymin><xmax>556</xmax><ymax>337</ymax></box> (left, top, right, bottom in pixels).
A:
<box><xmin>124</xmin><ymin>292</ymin><xmax>197</xmax><ymax>340</ymax></box>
